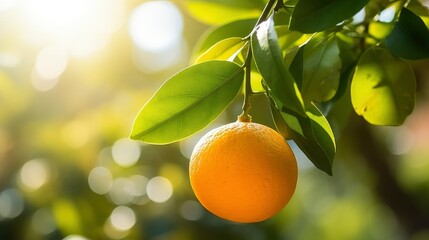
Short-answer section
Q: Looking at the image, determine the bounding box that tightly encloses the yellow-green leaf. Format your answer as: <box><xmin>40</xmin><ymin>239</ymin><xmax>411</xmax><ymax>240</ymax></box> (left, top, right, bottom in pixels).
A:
<box><xmin>191</xmin><ymin>18</ymin><xmax>257</xmax><ymax>62</ymax></box>
<box><xmin>130</xmin><ymin>61</ymin><xmax>244</xmax><ymax>144</ymax></box>
<box><xmin>185</xmin><ymin>0</ymin><xmax>265</xmax><ymax>25</ymax></box>
<box><xmin>251</xmin><ymin>17</ymin><xmax>306</xmax><ymax>117</ymax></box>
<box><xmin>290</xmin><ymin>0</ymin><xmax>369</xmax><ymax>33</ymax></box>
<box><xmin>195</xmin><ymin>37</ymin><xmax>245</xmax><ymax>63</ymax></box>
<box><xmin>351</xmin><ymin>47</ymin><xmax>415</xmax><ymax>126</ymax></box>
<box><xmin>301</xmin><ymin>34</ymin><xmax>341</xmax><ymax>102</ymax></box>
<box><xmin>270</xmin><ymin>99</ymin><xmax>335</xmax><ymax>175</ymax></box>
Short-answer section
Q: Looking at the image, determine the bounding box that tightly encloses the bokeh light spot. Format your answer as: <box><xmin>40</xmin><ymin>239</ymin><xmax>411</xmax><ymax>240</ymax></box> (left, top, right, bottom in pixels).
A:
<box><xmin>111</xmin><ymin>138</ymin><xmax>141</xmax><ymax>167</ymax></box>
<box><xmin>180</xmin><ymin>200</ymin><xmax>204</xmax><ymax>221</ymax></box>
<box><xmin>129</xmin><ymin>175</ymin><xmax>149</xmax><ymax>205</ymax></box>
<box><xmin>0</xmin><ymin>0</ymin><xmax>15</xmax><ymax>11</ymax></box>
<box><xmin>31</xmin><ymin>45</ymin><xmax>68</xmax><ymax>92</ymax></box>
<box><xmin>21</xmin><ymin>0</ymin><xmax>124</xmax><ymax>57</ymax></box>
<box><xmin>88</xmin><ymin>167</ymin><xmax>113</xmax><ymax>195</ymax></box>
<box><xmin>352</xmin><ymin>8</ymin><xmax>366</xmax><ymax>24</ymax></box>
<box><xmin>129</xmin><ymin>0</ymin><xmax>187</xmax><ymax>73</ymax></box>
<box><xmin>104</xmin><ymin>221</ymin><xmax>128</xmax><ymax>240</ymax></box>
<box><xmin>24</xmin><ymin>0</ymin><xmax>86</xmax><ymax>33</ymax></box>
<box><xmin>132</xmin><ymin>40</ymin><xmax>188</xmax><ymax>73</ymax></box>
<box><xmin>146</xmin><ymin>176</ymin><xmax>173</xmax><ymax>203</ymax></box>
<box><xmin>378</xmin><ymin>6</ymin><xmax>396</xmax><ymax>23</ymax></box>
<box><xmin>108</xmin><ymin>177</ymin><xmax>134</xmax><ymax>205</ymax></box>
<box><xmin>98</xmin><ymin>147</ymin><xmax>114</xmax><ymax>166</ymax></box>
<box><xmin>19</xmin><ymin>158</ymin><xmax>50</xmax><ymax>191</ymax></box>
<box><xmin>386</xmin><ymin>127</ymin><xmax>415</xmax><ymax>155</ymax></box>
<box><xmin>110</xmin><ymin>206</ymin><xmax>136</xmax><ymax>231</ymax></box>
<box><xmin>63</xmin><ymin>235</ymin><xmax>89</xmax><ymax>240</ymax></box>
<box><xmin>0</xmin><ymin>188</ymin><xmax>24</xmax><ymax>220</ymax></box>
<box><xmin>129</xmin><ymin>1</ymin><xmax>183</xmax><ymax>52</ymax></box>
<box><xmin>32</xmin><ymin>208</ymin><xmax>56</xmax><ymax>235</ymax></box>
<box><xmin>31</xmin><ymin>71</ymin><xmax>59</xmax><ymax>92</ymax></box>
<box><xmin>35</xmin><ymin>45</ymin><xmax>68</xmax><ymax>80</ymax></box>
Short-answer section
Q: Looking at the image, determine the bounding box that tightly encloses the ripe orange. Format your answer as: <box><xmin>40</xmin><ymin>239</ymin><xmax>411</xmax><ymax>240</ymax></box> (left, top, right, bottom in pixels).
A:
<box><xmin>189</xmin><ymin>118</ymin><xmax>298</xmax><ymax>223</ymax></box>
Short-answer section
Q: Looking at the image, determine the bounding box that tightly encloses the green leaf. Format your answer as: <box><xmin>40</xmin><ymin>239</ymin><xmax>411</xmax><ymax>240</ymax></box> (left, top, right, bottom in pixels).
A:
<box><xmin>270</xmin><ymin>99</ymin><xmax>291</xmax><ymax>140</ymax></box>
<box><xmin>185</xmin><ymin>0</ymin><xmax>265</xmax><ymax>25</ymax></box>
<box><xmin>407</xmin><ymin>0</ymin><xmax>429</xmax><ymax>17</ymax></box>
<box><xmin>301</xmin><ymin>34</ymin><xmax>341</xmax><ymax>102</ymax></box>
<box><xmin>288</xmin><ymin>46</ymin><xmax>304</xmax><ymax>89</ymax></box>
<box><xmin>351</xmin><ymin>47</ymin><xmax>415</xmax><ymax>126</ymax></box>
<box><xmin>276</xmin><ymin>25</ymin><xmax>309</xmax><ymax>52</ymax></box>
<box><xmin>191</xmin><ymin>19</ymin><xmax>257</xmax><ymax>62</ymax></box>
<box><xmin>306</xmin><ymin>103</ymin><xmax>336</xmax><ymax>165</ymax></box>
<box><xmin>385</xmin><ymin>8</ymin><xmax>429</xmax><ymax>60</ymax></box>
<box><xmin>195</xmin><ymin>37</ymin><xmax>246</xmax><ymax>63</ymax></box>
<box><xmin>273</xmin><ymin>8</ymin><xmax>293</xmax><ymax>25</ymax></box>
<box><xmin>270</xmin><ymin>100</ymin><xmax>335</xmax><ymax>175</ymax></box>
<box><xmin>251</xmin><ymin>17</ymin><xmax>306</xmax><ymax>117</ymax></box>
<box><xmin>290</xmin><ymin>0</ymin><xmax>369</xmax><ymax>33</ymax></box>
<box><xmin>130</xmin><ymin>61</ymin><xmax>244</xmax><ymax>144</ymax></box>
<box><xmin>368</xmin><ymin>21</ymin><xmax>395</xmax><ymax>43</ymax></box>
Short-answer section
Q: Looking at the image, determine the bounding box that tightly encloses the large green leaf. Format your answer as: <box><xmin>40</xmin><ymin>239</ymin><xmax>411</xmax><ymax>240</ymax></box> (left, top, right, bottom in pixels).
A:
<box><xmin>288</xmin><ymin>46</ymin><xmax>304</xmax><ymax>89</ymax></box>
<box><xmin>351</xmin><ymin>47</ymin><xmax>415</xmax><ymax>126</ymax></box>
<box><xmin>270</xmin><ymin>99</ymin><xmax>335</xmax><ymax>175</ymax></box>
<box><xmin>251</xmin><ymin>17</ymin><xmax>306</xmax><ymax>117</ymax></box>
<box><xmin>185</xmin><ymin>0</ymin><xmax>265</xmax><ymax>25</ymax></box>
<box><xmin>301</xmin><ymin>34</ymin><xmax>341</xmax><ymax>102</ymax></box>
<box><xmin>290</xmin><ymin>0</ymin><xmax>369</xmax><ymax>33</ymax></box>
<box><xmin>306</xmin><ymin>103</ymin><xmax>336</xmax><ymax>166</ymax></box>
<box><xmin>195</xmin><ymin>37</ymin><xmax>246</xmax><ymax>63</ymax></box>
<box><xmin>270</xmin><ymin>99</ymin><xmax>292</xmax><ymax>140</ymax></box>
<box><xmin>385</xmin><ymin>8</ymin><xmax>429</xmax><ymax>60</ymax></box>
<box><xmin>191</xmin><ymin>19</ymin><xmax>257</xmax><ymax>62</ymax></box>
<box><xmin>130</xmin><ymin>61</ymin><xmax>244</xmax><ymax>144</ymax></box>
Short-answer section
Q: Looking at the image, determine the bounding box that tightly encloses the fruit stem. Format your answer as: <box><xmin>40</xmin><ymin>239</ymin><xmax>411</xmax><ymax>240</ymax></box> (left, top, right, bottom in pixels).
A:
<box><xmin>239</xmin><ymin>0</ymin><xmax>277</xmax><ymax>123</ymax></box>
<box><xmin>243</xmin><ymin>0</ymin><xmax>277</xmax><ymax>41</ymax></box>
<box><xmin>257</xmin><ymin>0</ymin><xmax>277</xmax><ymax>26</ymax></box>
<box><xmin>239</xmin><ymin>48</ymin><xmax>253</xmax><ymax>122</ymax></box>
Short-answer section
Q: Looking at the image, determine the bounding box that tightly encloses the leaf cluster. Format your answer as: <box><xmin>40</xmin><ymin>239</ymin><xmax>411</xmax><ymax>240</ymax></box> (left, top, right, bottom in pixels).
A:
<box><xmin>131</xmin><ymin>0</ymin><xmax>429</xmax><ymax>175</ymax></box>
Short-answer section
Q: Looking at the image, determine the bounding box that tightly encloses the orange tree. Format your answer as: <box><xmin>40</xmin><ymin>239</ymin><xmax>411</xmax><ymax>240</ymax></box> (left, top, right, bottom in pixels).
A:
<box><xmin>130</xmin><ymin>0</ymin><xmax>429</xmax><ymax>230</ymax></box>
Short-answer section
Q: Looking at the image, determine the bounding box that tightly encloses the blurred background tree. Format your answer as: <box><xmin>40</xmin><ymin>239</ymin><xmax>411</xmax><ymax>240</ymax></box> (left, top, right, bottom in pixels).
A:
<box><xmin>1</xmin><ymin>0</ymin><xmax>429</xmax><ymax>239</ymax></box>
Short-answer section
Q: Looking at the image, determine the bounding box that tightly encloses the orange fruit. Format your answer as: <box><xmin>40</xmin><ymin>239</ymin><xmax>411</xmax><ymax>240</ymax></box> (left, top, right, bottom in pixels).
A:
<box><xmin>189</xmin><ymin>118</ymin><xmax>298</xmax><ymax>223</ymax></box>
